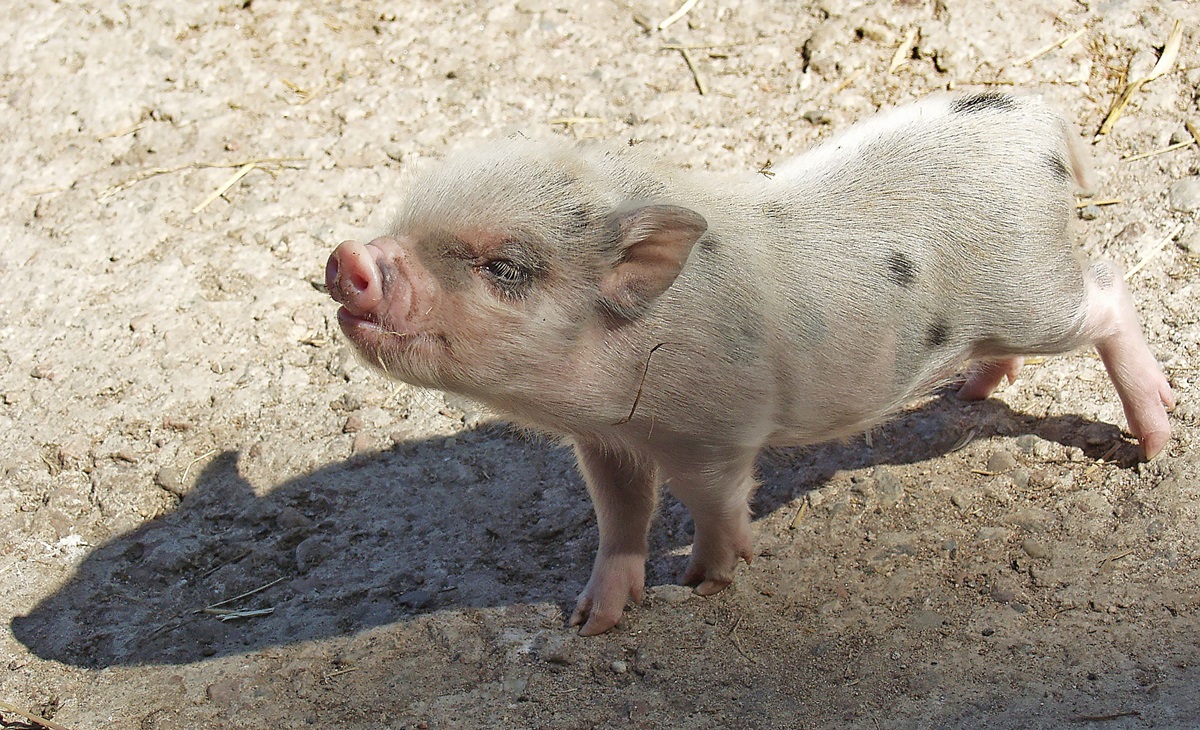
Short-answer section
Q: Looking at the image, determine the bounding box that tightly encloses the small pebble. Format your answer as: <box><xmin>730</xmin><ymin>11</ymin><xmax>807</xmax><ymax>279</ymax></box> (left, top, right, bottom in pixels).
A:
<box><xmin>991</xmin><ymin>585</ymin><xmax>1016</xmax><ymax>604</ymax></box>
<box><xmin>277</xmin><ymin>506</ymin><xmax>313</xmax><ymax>530</ymax></box>
<box><xmin>1177</xmin><ymin>226</ymin><xmax>1200</xmax><ymax>259</ymax></box>
<box><xmin>652</xmin><ymin>584</ymin><xmax>694</xmax><ymax>605</ymax></box>
<box><xmin>1021</xmin><ymin>538</ymin><xmax>1052</xmax><ymax>559</ymax></box>
<box><xmin>803</xmin><ymin>24</ymin><xmax>842</xmax><ymax>75</ymax></box>
<box><xmin>1004</xmin><ymin>508</ymin><xmax>1050</xmax><ymax>533</ymax></box>
<box><xmin>155</xmin><ymin>466</ymin><xmax>186</xmax><ymax>496</ymax></box>
<box><xmin>856</xmin><ymin>19</ymin><xmax>894</xmax><ymax>43</ymax></box>
<box><xmin>58</xmin><ymin>438</ymin><xmax>91</xmax><ymax>470</ymax></box>
<box><xmin>30</xmin><ymin>365</ymin><xmax>57</xmax><ymax>380</ymax></box>
<box><xmin>1169</xmin><ymin>176</ymin><xmax>1200</xmax><ymax>213</ymax></box>
<box><xmin>1078</xmin><ymin>204</ymin><xmax>1101</xmax><ymax>221</ymax></box>
<box><xmin>802</xmin><ymin>109</ymin><xmax>834</xmax><ymax>125</ymax></box>
<box><xmin>448</xmin><ymin>459</ymin><xmax>479</xmax><ymax>485</ymax></box>
<box><xmin>610</xmin><ymin>659</ymin><xmax>628</xmax><ymax>674</ymax></box>
<box><xmin>295</xmin><ymin>536</ymin><xmax>330</xmax><ymax>572</ymax></box>
<box><xmin>908</xmin><ymin>609</ymin><xmax>946</xmax><ymax>631</ymax></box>
<box><xmin>873</xmin><ymin>467</ymin><xmax>904</xmax><ymax>507</ymax></box>
<box><xmin>398</xmin><ymin>589</ymin><xmax>434</xmax><ymax>610</ymax></box>
<box><xmin>114</xmin><ymin>449</ymin><xmax>139</xmax><ymax>463</ymax></box>
<box><xmin>1113</xmin><ymin>221</ymin><xmax>1146</xmax><ymax>246</ymax></box>
<box><xmin>976</xmin><ymin>527</ymin><xmax>1010</xmax><ymax>542</ymax></box>
<box><xmin>352</xmin><ymin>432</ymin><xmax>372</xmax><ymax>454</ymax></box>
<box><xmin>986</xmin><ymin>451</ymin><xmax>1017</xmax><ymax>473</ymax></box>
<box><xmin>343</xmin><ymin>414</ymin><xmax>363</xmax><ymax>433</ymax></box>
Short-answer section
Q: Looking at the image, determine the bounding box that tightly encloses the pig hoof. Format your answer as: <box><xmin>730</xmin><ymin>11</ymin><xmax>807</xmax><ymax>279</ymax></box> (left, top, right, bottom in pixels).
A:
<box><xmin>570</xmin><ymin>601</ymin><xmax>623</xmax><ymax>637</ymax></box>
<box><xmin>570</xmin><ymin>557</ymin><xmax>646</xmax><ymax>636</ymax></box>
<box><xmin>681</xmin><ymin>544</ymin><xmax>753</xmax><ymax>594</ymax></box>
<box><xmin>692</xmin><ymin>577</ymin><xmax>733</xmax><ymax>597</ymax></box>
<box><xmin>1129</xmin><ymin>381</ymin><xmax>1175</xmax><ymax>460</ymax></box>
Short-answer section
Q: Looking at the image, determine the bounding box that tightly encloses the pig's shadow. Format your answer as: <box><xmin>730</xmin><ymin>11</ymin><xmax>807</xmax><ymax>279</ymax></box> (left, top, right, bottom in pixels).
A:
<box><xmin>11</xmin><ymin>394</ymin><xmax>1132</xmax><ymax>667</ymax></box>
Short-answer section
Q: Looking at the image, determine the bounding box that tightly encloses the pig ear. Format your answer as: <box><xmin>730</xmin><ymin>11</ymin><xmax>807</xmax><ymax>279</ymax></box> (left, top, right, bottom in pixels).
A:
<box><xmin>599</xmin><ymin>204</ymin><xmax>708</xmax><ymax>320</ymax></box>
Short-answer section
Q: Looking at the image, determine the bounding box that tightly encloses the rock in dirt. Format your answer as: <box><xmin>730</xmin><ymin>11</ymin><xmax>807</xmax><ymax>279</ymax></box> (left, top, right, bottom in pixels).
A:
<box><xmin>803</xmin><ymin>24</ymin><xmax>843</xmax><ymax>75</ymax></box>
<box><xmin>294</xmin><ymin>536</ymin><xmax>331</xmax><ymax>573</ymax></box>
<box><xmin>908</xmin><ymin>609</ymin><xmax>946</xmax><ymax>631</ymax></box>
<box><xmin>1169</xmin><ymin>176</ymin><xmax>1200</xmax><ymax>212</ymax></box>
<box><xmin>652</xmin><ymin>584</ymin><xmax>694</xmax><ymax>605</ymax></box>
<box><xmin>1021</xmin><ymin>538</ymin><xmax>1052</xmax><ymax>559</ymax></box>
<box><xmin>1003</xmin><ymin>508</ymin><xmax>1051</xmax><ymax>533</ymax></box>
<box><xmin>976</xmin><ymin>527</ymin><xmax>1010</xmax><ymax>542</ymax></box>
<box><xmin>873</xmin><ymin>467</ymin><xmax>904</xmax><ymax>507</ymax></box>
<box><xmin>276</xmin><ymin>506</ymin><xmax>313</xmax><ymax>530</ymax></box>
<box><xmin>155</xmin><ymin>466</ymin><xmax>186</xmax><ymax>496</ymax></box>
<box><xmin>987</xmin><ymin>451</ymin><xmax>1017</xmax><ymax>473</ymax></box>
<box><xmin>398</xmin><ymin>589</ymin><xmax>435</xmax><ymax>610</ymax></box>
<box><xmin>1177</xmin><ymin>226</ymin><xmax>1200</xmax><ymax>258</ymax></box>
<box><xmin>537</xmin><ymin>634</ymin><xmax>576</xmax><ymax>666</ymax></box>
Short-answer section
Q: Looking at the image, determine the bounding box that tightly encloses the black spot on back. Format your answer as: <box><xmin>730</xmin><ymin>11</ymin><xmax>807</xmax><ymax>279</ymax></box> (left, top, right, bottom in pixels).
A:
<box><xmin>925</xmin><ymin>319</ymin><xmax>950</xmax><ymax>348</ymax></box>
<box><xmin>886</xmin><ymin>251</ymin><xmax>917</xmax><ymax>287</ymax></box>
<box><xmin>1044</xmin><ymin>152</ymin><xmax>1071</xmax><ymax>183</ymax></box>
<box><xmin>951</xmin><ymin>91</ymin><xmax>1017</xmax><ymax>115</ymax></box>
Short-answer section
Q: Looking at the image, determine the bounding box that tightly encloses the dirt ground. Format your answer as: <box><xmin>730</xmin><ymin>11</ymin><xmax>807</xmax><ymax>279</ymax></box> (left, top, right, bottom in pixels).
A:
<box><xmin>2</xmin><ymin>0</ymin><xmax>1199</xmax><ymax>728</ymax></box>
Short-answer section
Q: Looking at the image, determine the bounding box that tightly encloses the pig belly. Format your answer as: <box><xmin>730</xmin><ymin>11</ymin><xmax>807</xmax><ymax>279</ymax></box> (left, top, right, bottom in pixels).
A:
<box><xmin>762</xmin><ymin>327</ymin><xmax>962</xmax><ymax>446</ymax></box>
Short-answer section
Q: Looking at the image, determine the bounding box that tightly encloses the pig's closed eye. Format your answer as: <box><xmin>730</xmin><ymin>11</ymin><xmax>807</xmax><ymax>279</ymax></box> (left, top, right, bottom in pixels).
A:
<box><xmin>479</xmin><ymin>258</ymin><xmax>533</xmax><ymax>294</ymax></box>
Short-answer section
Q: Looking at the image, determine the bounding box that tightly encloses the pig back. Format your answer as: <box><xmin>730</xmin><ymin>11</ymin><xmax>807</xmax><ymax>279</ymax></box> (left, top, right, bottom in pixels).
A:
<box><xmin>654</xmin><ymin>94</ymin><xmax>1086</xmax><ymax>446</ymax></box>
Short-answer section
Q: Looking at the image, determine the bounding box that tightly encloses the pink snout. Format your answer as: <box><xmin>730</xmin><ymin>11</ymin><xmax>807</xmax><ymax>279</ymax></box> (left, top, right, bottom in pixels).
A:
<box><xmin>326</xmin><ymin>240</ymin><xmax>384</xmax><ymax>318</ymax></box>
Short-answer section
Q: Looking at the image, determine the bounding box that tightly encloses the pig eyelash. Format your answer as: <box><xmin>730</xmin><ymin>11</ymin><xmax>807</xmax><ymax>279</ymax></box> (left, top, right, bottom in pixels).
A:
<box><xmin>477</xmin><ymin>258</ymin><xmax>534</xmax><ymax>295</ymax></box>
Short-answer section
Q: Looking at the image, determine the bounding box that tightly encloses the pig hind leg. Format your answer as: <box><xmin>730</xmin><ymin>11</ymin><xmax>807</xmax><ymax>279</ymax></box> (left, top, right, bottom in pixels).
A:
<box><xmin>961</xmin><ymin>261</ymin><xmax>1173</xmax><ymax>458</ymax></box>
<box><xmin>1079</xmin><ymin>261</ymin><xmax>1174</xmax><ymax>458</ymax></box>
<box><xmin>957</xmin><ymin>357</ymin><xmax>1025</xmax><ymax>401</ymax></box>
<box><xmin>660</xmin><ymin>449</ymin><xmax>757</xmax><ymax>596</ymax></box>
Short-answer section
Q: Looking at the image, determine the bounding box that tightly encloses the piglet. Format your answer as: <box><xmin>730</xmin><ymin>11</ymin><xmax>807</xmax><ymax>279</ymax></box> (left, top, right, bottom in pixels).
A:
<box><xmin>325</xmin><ymin>92</ymin><xmax>1174</xmax><ymax>636</ymax></box>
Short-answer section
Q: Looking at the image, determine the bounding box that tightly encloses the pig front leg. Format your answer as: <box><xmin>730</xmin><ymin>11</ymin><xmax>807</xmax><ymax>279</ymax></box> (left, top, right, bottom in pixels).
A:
<box><xmin>570</xmin><ymin>442</ymin><xmax>659</xmax><ymax>636</ymax></box>
<box><xmin>660</xmin><ymin>448</ymin><xmax>757</xmax><ymax>596</ymax></box>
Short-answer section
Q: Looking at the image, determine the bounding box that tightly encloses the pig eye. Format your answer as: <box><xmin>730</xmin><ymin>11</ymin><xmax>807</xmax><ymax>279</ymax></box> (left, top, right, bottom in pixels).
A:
<box><xmin>478</xmin><ymin>258</ymin><xmax>533</xmax><ymax>293</ymax></box>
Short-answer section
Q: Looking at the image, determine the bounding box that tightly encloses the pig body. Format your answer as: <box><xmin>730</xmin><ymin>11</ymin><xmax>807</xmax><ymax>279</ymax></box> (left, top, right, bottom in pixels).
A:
<box><xmin>326</xmin><ymin>92</ymin><xmax>1174</xmax><ymax>635</ymax></box>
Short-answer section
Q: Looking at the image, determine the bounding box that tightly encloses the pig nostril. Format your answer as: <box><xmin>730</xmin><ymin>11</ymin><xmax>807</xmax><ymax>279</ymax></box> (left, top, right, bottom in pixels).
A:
<box><xmin>348</xmin><ymin>272</ymin><xmax>370</xmax><ymax>294</ymax></box>
<box><xmin>325</xmin><ymin>255</ymin><xmax>340</xmax><ymax>290</ymax></box>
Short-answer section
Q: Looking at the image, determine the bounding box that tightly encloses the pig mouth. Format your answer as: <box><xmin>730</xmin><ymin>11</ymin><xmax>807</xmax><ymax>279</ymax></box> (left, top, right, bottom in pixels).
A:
<box><xmin>336</xmin><ymin>306</ymin><xmax>419</xmax><ymax>345</ymax></box>
<box><xmin>335</xmin><ymin>306</ymin><xmax>450</xmax><ymax>361</ymax></box>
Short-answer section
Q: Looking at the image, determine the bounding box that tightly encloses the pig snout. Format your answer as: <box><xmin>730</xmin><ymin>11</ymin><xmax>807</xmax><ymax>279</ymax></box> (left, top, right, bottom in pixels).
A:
<box><xmin>326</xmin><ymin>239</ymin><xmax>385</xmax><ymax>318</ymax></box>
<box><xmin>325</xmin><ymin>238</ymin><xmax>418</xmax><ymax>336</ymax></box>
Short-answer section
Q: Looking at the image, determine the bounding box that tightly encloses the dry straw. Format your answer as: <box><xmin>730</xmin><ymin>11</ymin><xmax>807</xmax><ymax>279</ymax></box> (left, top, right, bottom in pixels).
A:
<box><xmin>1095</xmin><ymin>20</ymin><xmax>1184</xmax><ymax>140</ymax></box>
<box><xmin>0</xmin><ymin>700</ymin><xmax>74</xmax><ymax>730</ymax></box>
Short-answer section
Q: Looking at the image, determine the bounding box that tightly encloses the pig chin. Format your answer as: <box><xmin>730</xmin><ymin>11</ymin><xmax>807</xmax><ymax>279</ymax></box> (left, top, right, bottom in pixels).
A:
<box><xmin>337</xmin><ymin>310</ymin><xmax>452</xmax><ymax>387</ymax></box>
